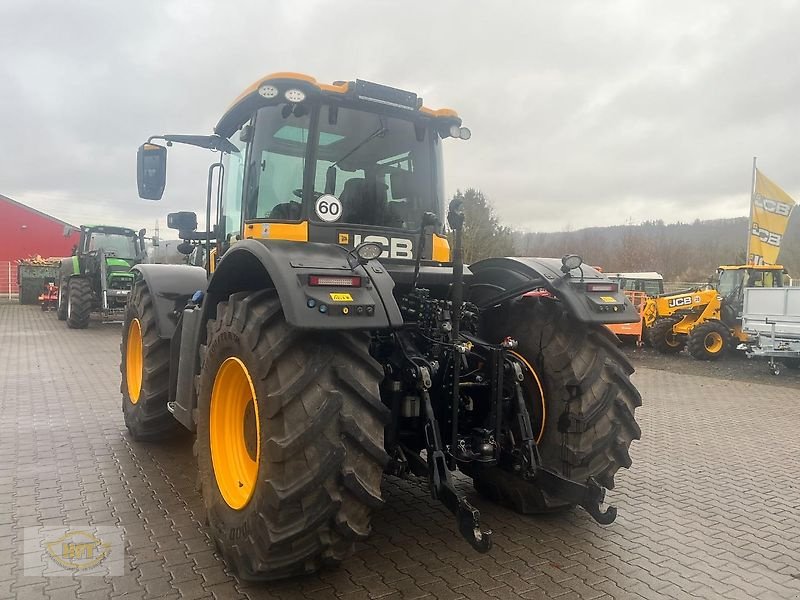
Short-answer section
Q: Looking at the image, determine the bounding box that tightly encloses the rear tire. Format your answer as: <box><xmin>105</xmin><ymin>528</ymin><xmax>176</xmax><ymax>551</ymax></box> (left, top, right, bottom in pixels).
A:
<box><xmin>474</xmin><ymin>299</ymin><xmax>642</xmax><ymax>513</ymax></box>
<box><xmin>648</xmin><ymin>317</ymin><xmax>685</xmax><ymax>354</ymax></box>
<box><xmin>120</xmin><ymin>281</ymin><xmax>179</xmax><ymax>441</ymax></box>
<box><xmin>196</xmin><ymin>289</ymin><xmax>389</xmax><ymax>580</ymax></box>
<box><xmin>687</xmin><ymin>320</ymin><xmax>731</xmax><ymax>361</ymax></box>
<box><xmin>56</xmin><ymin>279</ymin><xmax>67</xmax><ymax>320</ymax></box>
<box><xmin>66</xmin><ymin>277</ymin><xmax>92</xmax><ymax>329</ymax></box>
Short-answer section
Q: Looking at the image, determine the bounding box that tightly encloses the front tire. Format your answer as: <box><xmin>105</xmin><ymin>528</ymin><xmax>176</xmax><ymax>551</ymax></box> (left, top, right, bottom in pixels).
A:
<box><xmin>648</xmin><ymin>317</ymin><xmax>685</xmax><ymax>354</ymax></box>
<box><xmin>66</xmin><ymin>277</ymin><xmax>92</xmax><ymax>329</ymax></box>
<box><xmin>474</xmin><ymin>298</ymin><xmax>642</xmax><ymax>513</ymax></box>
<box><xmin>687</xmin><ymin>320</ymin><xmax>731</xmax><ymax>361</ymax></box>
<box><xmin>56</xmin><ymin>279</ymin><xmax>67</xmax><ymax>320</ymax></box>
<box><xmin>196</xmin><ymin>289</ymin><xmax>389</xmax><ymax>580</ymax></box>
<box><xmin>120</xmin><ymin>281</ymin><xmax>179</xmax><ymax>440</ymax></box>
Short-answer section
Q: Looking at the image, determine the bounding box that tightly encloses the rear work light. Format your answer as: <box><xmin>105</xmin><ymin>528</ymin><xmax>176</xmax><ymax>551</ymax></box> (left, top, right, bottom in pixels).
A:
<box><xmin>585</xmin><ymin>282</ymin><xmax>618</xmax><ymax>293</ymax></box>
<box><xmin>308</xmin><ymin>275</ymin><xmax>362</xmax><ymax>287</ymax></box>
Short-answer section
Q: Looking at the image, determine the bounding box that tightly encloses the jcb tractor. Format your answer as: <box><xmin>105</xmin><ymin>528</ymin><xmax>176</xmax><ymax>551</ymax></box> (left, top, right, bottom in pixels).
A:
<box><xmin>57</xmin><ymin>225</ymin><xmax>147</xmax><ymax>328</ymax></box>
<box><xmin>123</xmin><ymin>72</ymin><xmax>641</xmax><ymax>580</ymax></box>
<box><xmin>644</xmin><ymin>264</ymin><xmax>788</xmax><ymax>360</ymax></box>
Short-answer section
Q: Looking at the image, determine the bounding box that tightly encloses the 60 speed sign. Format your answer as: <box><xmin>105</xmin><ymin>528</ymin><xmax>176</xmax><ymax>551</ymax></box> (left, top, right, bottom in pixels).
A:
<box><xmin>315</xmin><ymin>194</ymin><xmax>342</xmax><ymax>222</ymax></box>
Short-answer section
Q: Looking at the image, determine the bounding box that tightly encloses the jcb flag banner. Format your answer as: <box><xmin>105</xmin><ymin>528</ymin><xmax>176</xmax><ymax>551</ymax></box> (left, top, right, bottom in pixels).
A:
<box><xmin>748</xmin><ymin>169</ymin><xmax>795</xmax><ymax>265</ymax></box>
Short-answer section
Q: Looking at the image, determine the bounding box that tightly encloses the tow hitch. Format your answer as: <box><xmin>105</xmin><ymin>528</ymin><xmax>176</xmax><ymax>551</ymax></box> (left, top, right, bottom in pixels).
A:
<box><xmin>418</xmin><ymin>364</ymin><xmax>493</xmax><ymax>552</ymax></box>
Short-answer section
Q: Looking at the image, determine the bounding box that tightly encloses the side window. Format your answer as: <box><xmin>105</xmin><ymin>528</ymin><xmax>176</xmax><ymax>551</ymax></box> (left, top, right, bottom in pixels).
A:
<box><xmin>258</xmin><ymin>151</ymin><xmax>305</xmax><ymax>217</ymax></box>
<box><xmin>245</xmin><ymin>105</ymin><xmax>311</xmax><ymax>221</ymax></box>
<box><xmin>221</xmin><ymin>128</ymin><xmax>247</xmax><ymax>240</ymax></box>
<box><xmin>644</xmin><ymin>281</ymin><xmax>661</xmax><ymax>296</ymax></box>
<box><xmin>718</xmin><ymin>271</ymin><xmax>743</xmax><ymax>296</ymax></box>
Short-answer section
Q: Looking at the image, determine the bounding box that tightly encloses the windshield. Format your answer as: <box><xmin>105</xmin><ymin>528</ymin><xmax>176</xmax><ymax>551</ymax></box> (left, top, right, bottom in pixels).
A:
<box><xmin>87</xmin><ymin>232</ymin><xmax>136</xmax><ymax>258</ymax></box>
<box><xmin>244</xmin><ymin>103</ymin><xmax>441</xmax><ymax>231</ymax></box>
<box><xmin>314</xmin><ymin>105</ymin><xmax>438</xmax><ymax>230</ymax></box>
<box><xmin>744</xmin><ymin>269</ymin><xmax>783</xmax><ymax>288</ymax></box>
<box><xmin>716</xmin><ymin>270</ymin><xmax>744</xmax><ymax>297</ymax></box>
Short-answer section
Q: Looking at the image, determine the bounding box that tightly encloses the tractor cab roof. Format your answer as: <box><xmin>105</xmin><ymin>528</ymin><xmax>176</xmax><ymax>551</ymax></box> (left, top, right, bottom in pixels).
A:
<box><xmin>605</xmin><ymin>272</ymin><xmax>663</xmax><ymax>280</ymax></box>
<box><xmin>718</xmin><ymin>264</ymin><xmax>786</xmax><ymax>272</ymax></box>
<box><xmin>215</xmin><ymin>72</ymin><xmax>462</xmax><ymax>139</ymax></box>
<box><xmin>81</xmin><ymin>225</ymin><xmax>137</xmax><ymax>236</ymax></box>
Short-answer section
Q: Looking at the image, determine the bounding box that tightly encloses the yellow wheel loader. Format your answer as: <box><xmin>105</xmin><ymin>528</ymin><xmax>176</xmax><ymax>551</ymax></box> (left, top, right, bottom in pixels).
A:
<box><xmin>644</xmin><ymin>265</ymin><xmax>788</xmax><ymax>360</ymax></box>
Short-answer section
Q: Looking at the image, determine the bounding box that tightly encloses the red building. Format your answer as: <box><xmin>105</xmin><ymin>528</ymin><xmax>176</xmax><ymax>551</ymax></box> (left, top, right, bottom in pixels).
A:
<box><xmin>0</xmin><ymin>194</ymin><xmax>81</xmax><ymax>296</ymax></box>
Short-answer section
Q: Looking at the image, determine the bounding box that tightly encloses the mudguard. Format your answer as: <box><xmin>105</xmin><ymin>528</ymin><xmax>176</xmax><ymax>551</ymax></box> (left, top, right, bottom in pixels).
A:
<box><xmin>206</xmin><ymin>239</ymin><xmax>403</xmax><ymax>329</ymax></box>
<box><xmin>468</xmin><ymin>257</ymin><xmax>640</xmax><ymax>324</ymax></box>
<box><xmin>132</xmin><ymin>264</ymin><xmax>208</xmax><ymax>339</ymax></box>
<box><xmin>59</xmin><ymin>256</ymin><xmax>81</xmax><ymax>279</ymax></box>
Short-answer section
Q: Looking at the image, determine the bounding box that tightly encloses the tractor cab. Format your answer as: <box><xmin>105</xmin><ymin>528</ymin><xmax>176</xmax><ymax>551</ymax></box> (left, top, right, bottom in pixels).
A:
<box><xmin>137</xmin><ymin>73</ymin><xmax>470</xmax><ymax>270</ymax></box>
<box><xmin>78</xmin><ymin>225</ymin><xmax>141</xmax><ymax>260</ymax></box>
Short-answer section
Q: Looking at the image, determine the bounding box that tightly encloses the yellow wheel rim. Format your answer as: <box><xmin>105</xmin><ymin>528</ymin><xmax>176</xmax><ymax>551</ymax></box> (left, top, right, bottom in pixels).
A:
<box><xmin>126</xmin><ymin>318</ymin><xmax>143</xmax><ymax>404</ymax></box>
<box><xmin>705</xmin><ymin>332</ymin><xmax>724</xmax><ymax>353</ymax></box>
<box><xmin>509</xmin><ymin>351</ymin><xmax>546</xmax><ymax>444</ymax></box>
<box><xmin>210</xmin><ymin>357</ymin><xmax>260</xmax><ymax>510</ymax></box>
<box><xmin>665</xmin><ymin>333</ymin><xmax>681</xmax><ymax>347</ymax></box>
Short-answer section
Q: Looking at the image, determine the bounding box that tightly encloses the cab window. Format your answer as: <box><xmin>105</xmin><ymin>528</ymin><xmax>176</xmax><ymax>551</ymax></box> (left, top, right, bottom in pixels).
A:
<box><xmin>245</xmin><ymin>105</ymin><xmax>310</xmax><ymax>221</ymax></box>
<box><xmin>312</xmin><ymin>105</ymin><xmax>436</xmax><ymax>231</ymax></box>
<box><xmin>220</xmin><ymin>127</ymin><xmax>246</xmax><ymax>241</ymax></box>
<box><xmin>717</xmin><ymin>270</ymin><xmax>744</xmax><ymax>297</ymax></box>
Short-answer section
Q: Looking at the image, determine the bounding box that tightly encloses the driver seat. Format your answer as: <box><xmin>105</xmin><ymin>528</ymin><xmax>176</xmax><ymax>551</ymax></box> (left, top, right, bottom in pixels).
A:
<box><xmin>340</xmin><ymin>178</ymin><xmax>369</xmax><ymax>223</ymax></box>
<box><xmin>269</xmin><ymin>202</ymin><xmax>302</xmax><ymax>220</ymax></box>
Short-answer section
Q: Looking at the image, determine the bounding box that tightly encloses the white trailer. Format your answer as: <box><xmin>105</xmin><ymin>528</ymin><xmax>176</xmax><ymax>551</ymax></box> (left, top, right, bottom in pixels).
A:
<box><xmin>739</xmin><ymin>287</ymin><xmax>800</xmax><ymax>375</ymax></box>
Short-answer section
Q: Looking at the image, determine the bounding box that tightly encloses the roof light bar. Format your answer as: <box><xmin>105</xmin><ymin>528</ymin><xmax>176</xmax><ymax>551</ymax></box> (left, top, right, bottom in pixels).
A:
<box><xmin>355</xmin><ymin>79</ymin><xmax>418</xmax><ymax>111</ymax></box>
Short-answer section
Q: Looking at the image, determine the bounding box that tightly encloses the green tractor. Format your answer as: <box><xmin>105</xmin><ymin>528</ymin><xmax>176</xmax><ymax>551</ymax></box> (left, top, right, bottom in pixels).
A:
<box><xmin>57</xmin><ymin>225</ymin><xmax>146</xmax><ymax>328</ymax></box>
<box><xmin>123</xmin><ymin>72</ymin><xmax>642</xmax><ymax>580</ymax></box>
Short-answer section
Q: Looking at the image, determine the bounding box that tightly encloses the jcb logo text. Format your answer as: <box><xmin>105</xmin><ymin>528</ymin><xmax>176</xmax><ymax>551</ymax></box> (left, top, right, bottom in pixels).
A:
<box><xmin>754</xmin><ymin>194</ymin><xmax>792</xmax><ymax>217</ymax></box>
<box><xmin>668</xmin><ymin>296</ymin><xmax>693</xmax><ymax>308</ymax></box>
<box><xmin>352</xmin><ymin>234</ymin><xmax>413</xmax><ymax>260</ymax></box>
<box><xmin>751</xmin><ymin>224</ymin><xmax>782</xmax><ymax>247</ymax></box>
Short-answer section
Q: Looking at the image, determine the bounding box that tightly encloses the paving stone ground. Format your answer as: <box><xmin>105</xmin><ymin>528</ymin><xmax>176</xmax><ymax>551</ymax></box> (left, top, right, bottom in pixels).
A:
<box><xmin>1</xmin><ymin>303</ymin><xmax>799</xmax><ymax>600</ymax></box>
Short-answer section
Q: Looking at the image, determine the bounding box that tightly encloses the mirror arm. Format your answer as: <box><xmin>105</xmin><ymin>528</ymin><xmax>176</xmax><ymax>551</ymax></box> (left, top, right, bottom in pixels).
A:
<box><xmin>147</xmin><ymin>134</ymin><xmax>239</xmax><ymax>154</ymax></box>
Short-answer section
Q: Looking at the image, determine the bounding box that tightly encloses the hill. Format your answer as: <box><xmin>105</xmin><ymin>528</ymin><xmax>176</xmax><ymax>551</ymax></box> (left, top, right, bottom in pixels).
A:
<box><xmin>515</xmin><ymin>216</ymin><xmax>800</xmax><ymax>281</ymax></box>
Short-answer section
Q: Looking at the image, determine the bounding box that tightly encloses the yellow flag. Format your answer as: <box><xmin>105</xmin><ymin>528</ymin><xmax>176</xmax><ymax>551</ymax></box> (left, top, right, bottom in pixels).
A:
<box><xmin>748</xmin><ymin>169</ymin><xmax>795</xmax><ymax>265</ymax></box>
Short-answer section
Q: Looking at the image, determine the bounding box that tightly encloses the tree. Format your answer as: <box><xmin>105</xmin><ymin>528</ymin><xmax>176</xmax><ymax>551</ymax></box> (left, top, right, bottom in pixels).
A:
<box><xmin>448</xmin><ymin>188</ymin><xmax>515</xmax><ymax>263</ymax></box>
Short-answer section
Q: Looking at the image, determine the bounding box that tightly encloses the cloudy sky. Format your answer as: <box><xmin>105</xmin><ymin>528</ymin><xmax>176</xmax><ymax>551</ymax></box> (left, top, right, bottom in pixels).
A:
<box><xmin>2</xmin><ymin>0</ymin><xmax>799</xmax><ymax>234</ymax></box>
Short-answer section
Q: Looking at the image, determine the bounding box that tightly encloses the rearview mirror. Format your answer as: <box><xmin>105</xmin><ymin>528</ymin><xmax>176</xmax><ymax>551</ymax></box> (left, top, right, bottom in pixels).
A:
<box><xmin>137</xmin><ymin>143</ymin><xmax>167</xmax><ymax>200</ymax></box>
<box><xmin>167</xmin><ymin>211</ymin><xmax>198</xmax><ymax>238</ymax></box>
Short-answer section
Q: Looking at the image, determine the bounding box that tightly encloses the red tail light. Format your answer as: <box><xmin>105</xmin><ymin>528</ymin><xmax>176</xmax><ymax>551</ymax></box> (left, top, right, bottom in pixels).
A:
<box><xmin>308</xmin><ymin>275</ymin><xmax>362</xmax><ymax>287</ymax></box>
